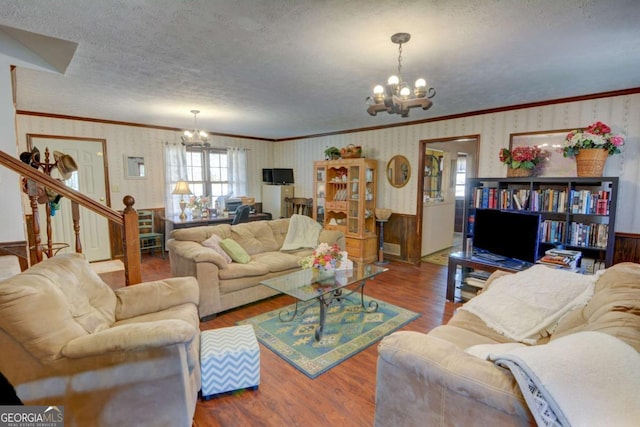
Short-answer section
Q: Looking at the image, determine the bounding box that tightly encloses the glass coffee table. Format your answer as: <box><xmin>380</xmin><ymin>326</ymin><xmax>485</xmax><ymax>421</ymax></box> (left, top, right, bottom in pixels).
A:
<box><xmin>260</xmin><ymin>263</ymin><xmax>388</xmax><ymax>341</ymax></box>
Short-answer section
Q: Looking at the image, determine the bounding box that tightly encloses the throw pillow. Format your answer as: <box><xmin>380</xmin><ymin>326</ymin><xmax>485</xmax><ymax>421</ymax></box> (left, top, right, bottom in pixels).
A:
<box><xmin>219</xmin><ymin>238</ymin><xmax>251</xmax><ymax>264</ymax></box>
<box><xmin>202</xmin><ymin>234</ymin><xmax>233</xmax><ymax>264</ymax></box>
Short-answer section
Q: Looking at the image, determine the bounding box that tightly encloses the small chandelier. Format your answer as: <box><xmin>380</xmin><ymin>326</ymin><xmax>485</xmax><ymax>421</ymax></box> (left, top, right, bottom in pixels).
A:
<box><xmin>366</xmin><ymin>33</ymin><xmax>435</xmax><ymax>118</ymax></box>
<box><xmin>181</xmin><ymin>110</ymin><xmax>210</xmax><ymax>146</ymax></box>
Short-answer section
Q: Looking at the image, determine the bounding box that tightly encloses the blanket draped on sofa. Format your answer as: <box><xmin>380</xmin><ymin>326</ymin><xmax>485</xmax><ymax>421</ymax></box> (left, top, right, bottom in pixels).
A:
<box><xmin>491</xmin><ymin>331</ymin><xmax>640</xmax><ymax>427</ymax></box>
<box><xmin>280</xmin><ymin>214</ymin><xmax>322</xmax><ymax>251</ymax></box>
<box><xmin>460</xmin><ymin>265</ymin><xmax>598</xmax><ymax>343</ymax></box>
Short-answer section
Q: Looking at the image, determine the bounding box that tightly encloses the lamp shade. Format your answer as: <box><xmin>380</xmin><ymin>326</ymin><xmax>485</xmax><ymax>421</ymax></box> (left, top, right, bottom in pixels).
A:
<box><xmin>172</xmin><ymin>180</ymin><xmax>192</xmax><ymax>195</ymax></box>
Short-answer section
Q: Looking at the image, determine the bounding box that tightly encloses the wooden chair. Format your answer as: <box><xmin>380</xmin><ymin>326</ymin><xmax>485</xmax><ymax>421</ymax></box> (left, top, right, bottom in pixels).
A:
<box><xmin>232</xmin><ymin>204</ymin><xmax>252</xmax><ymax>225</ymax></box>
<box><xmin>138</xmin><ymin>210</ymin><xmax>164</xmax><ymax>258</ymax></box>
<box><xmin>284</xmin><ymin>197</ymin><xmax>313</xmax><ymax>218</ymax></box>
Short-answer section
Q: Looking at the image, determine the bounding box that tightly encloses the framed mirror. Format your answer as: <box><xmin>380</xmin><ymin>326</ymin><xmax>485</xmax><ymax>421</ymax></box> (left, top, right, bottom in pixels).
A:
<box><xmin>386</xmin><ymin>155</ymin><xmax>411</xmax><ymax>188</ymax></box>
<box><xmin>124</xmin><ymin>155</ymin><xmax>146</xmax><ymax>179</ymax></box>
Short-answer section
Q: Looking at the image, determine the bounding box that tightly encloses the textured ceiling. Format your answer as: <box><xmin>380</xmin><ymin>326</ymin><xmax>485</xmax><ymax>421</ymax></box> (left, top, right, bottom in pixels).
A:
<box><xmin>1</xmin><ymin>0</ymin><xmax>639</xmax><ymax>140</ymax></box>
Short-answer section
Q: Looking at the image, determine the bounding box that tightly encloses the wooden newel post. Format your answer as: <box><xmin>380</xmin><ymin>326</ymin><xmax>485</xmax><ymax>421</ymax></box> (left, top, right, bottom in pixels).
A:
<box><xmin>122</xmin><ymin>195</ymin><xmax>142</xmax><ymax>285</ymax></box>
<box><xmin>71</xmin><ymin>201</ymin><xmax>82</xmax><ymax>253</ymax></box>
<box><xmin>26</xmin><ymin>179</ymin><xmax>43</xmax><ymax>263</ymax></box>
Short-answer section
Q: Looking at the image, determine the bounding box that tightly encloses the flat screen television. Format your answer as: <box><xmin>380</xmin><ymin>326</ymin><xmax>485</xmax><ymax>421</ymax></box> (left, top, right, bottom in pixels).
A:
<box><xmin>271</xmin><ymin>168</ymin><xmax>294</xmax><ymax>185</ymax></box>
<box><xmin>472</xmin><ymin>209</ymin><xmax>541</xmax><ymax>263</ymax></box>
<box><xmin>262</xmin><ymin>168</ymin><xmax>273</xmax><ymax>183</ymax></box>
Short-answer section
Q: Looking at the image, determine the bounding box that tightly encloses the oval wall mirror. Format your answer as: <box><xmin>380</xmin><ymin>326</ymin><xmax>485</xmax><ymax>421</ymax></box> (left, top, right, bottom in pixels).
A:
<box><xmin>386</xmin><ymin>155</ymin><xmax>411</xmax><ymax>188</ymax></box>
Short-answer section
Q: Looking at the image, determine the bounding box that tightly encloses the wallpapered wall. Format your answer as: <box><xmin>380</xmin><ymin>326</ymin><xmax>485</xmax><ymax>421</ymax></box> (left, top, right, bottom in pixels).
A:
<box><xmin>272</xmin><ymin>94</ymin><xmax>640</xmax><ymax>233</ymax></box>
<box><xmin>15</xmin><ymin>92</ymin><xmax>640</xmax><ymax>234</ymax></box>
<box><xmin>15</xmin><ymin>116</ymin><xmax>275</xmax><ymax>211</ymax></box>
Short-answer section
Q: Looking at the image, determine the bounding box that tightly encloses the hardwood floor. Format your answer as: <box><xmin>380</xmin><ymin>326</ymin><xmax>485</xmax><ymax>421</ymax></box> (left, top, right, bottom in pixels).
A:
<box><xmin>101</xmin><ymin>256</ymin><xmax>460</xmax><ymax>426</ymax></box>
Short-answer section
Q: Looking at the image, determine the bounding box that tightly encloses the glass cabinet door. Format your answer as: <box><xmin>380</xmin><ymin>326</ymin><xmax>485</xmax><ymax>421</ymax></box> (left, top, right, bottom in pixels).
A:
<box><xmin>314</xmin><ymin>165</ymin><xmax>326</xmax><ymax>225</ymax></box>
<box><xmin>364</xmin><ymin>167</ymin><xmax>376</xmax><ymax>233</ymax></box>
<box><xmin>348</xmin><ymin>165</ymin><xmax>361</xmax><ymax>234</ymax></box>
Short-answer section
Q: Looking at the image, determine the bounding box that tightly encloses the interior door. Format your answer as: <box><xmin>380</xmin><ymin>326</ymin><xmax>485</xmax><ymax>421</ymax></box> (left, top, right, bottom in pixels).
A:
<box><xmin>28</xmin><ymin>135</ymin><xmax>111</xmax><ymax>261</ymax></box>
<box><xmin>418</xmin><ymin>136</ymin><xmax>479</xmax><ymax>256</ymax></box>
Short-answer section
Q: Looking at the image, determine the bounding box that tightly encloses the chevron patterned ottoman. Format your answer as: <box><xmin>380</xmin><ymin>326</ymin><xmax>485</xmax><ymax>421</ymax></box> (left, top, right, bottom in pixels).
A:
<box><xmin>200</xmin><ymin>325</ymin><xmax>260</xmax><ymax>399</ymax></box>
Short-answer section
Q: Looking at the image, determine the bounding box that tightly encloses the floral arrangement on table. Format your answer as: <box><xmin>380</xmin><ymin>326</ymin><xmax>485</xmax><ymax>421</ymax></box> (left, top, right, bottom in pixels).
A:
<box><xmin>562</xmin><ymin>121</ymin><xmax>625</xmax><ymax>158</ymax></box>
<box><xmin>187</xmin><ymin>195</ymin><xmax>210</xmax><ymax>211</ymax></box>
<box><xmin>499</xmin><ymin>145</ymin><xmax>546</xmax><ymax>170</ymax></box>
<box><xmin>299</xmin><ymin>242</ymin><xmax>344</xmax><ymax>272</ymax></box>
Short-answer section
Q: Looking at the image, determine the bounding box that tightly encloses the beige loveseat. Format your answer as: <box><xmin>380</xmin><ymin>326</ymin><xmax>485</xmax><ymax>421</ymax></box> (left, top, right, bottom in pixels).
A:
<box><xmin>168</xmin><ymin>217</ymin><xmax>345</xmax><ymax>320</ymax></box>
<box><xmin>0</xmin><ymin>253</ymin><xmax>201</xmax><ymax>427</ymax></box>
<box><xmin>375</xmin><ymin>262</ymin><xmax>640</xmax><ymax>426</ymax></box>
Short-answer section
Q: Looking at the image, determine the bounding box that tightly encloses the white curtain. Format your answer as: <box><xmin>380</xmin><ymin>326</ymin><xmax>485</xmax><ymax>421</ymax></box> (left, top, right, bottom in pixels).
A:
<box><xmin>228</xmin><ymin>147</ymin><xmax>248</xmax><ymax>197</ymax></box>
<box><xmin>164</xmin><ymin>142</ymin><xmax>188</xmax><ymax>217</ymax></box>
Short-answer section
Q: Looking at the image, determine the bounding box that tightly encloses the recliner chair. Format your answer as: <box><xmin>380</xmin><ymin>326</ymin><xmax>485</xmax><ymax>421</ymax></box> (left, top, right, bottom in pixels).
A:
<box><xmin>0</xmin><ymin>253</ymin><xmax>201</xmax><ymax>426</ymax></box>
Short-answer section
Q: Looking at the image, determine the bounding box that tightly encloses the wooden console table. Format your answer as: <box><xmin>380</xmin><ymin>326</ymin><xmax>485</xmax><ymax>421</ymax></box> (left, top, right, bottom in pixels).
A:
<box><xmin>165</xmin><ymin>212</ymin><xmax>272</xmax><ymax>229</ymax></box>
<box><xmin>446</xmin><ymin>251</ymin><xmax>530</xmax><ymax>302</ymax></box>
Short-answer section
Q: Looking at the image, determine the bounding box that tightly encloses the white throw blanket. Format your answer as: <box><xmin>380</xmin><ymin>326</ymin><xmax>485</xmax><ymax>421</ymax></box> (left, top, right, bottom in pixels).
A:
<box><xmin>460</xmin><ymin>265</ymin><xmax>598</xmax><ymax>343</ymax></box>
<box><xmin>491</xmin><ymin>332</ymin><xmax>640</xmax><ymax>427</ymax></box>
<box><xmin>280</xmin><ymin>214</ymin><xmax>322</xmax><ymax>251</ymax></box>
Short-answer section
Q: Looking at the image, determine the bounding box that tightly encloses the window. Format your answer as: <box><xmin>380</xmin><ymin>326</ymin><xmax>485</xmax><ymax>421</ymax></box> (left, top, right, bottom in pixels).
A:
<box><xmin>455</xmin><ymin>154</ymin><xmax>467</xmax><ymax>198</ymax></box>
<box><xmin>185</xmin><ymin>148</ymin><xmax>229</xmax><ymax>199</ymax></box>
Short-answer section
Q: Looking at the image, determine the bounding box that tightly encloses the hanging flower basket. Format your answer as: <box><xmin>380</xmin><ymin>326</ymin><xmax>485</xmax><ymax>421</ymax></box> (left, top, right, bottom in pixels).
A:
<box><xmin>506</xmin><ymin>167</ymin><xmax>532</xmax><ymax>178</ymax></box>
<box><xmin>575</xmin><ymin>148</ymin><xmax>608</xmax><ymax>177</ymax></box>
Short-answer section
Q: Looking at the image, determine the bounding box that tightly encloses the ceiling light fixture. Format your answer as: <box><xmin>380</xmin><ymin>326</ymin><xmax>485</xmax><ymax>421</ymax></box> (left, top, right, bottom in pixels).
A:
<box><xmin>181</xmin><ymin>110</ymin><xmax>210</xmax><ymax>146</ymax></box>
<box><xmin>366</xmin><ymin>33</ymin><xmax>435</xmax><ymax>118</ymax></box>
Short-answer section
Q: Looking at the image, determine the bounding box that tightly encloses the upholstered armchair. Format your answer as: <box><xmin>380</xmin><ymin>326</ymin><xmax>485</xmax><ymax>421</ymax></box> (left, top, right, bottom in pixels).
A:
<box><xmin>0</xmin><ymin>253</ymin><xmax>201</xmax><ymax>427</ymax></box>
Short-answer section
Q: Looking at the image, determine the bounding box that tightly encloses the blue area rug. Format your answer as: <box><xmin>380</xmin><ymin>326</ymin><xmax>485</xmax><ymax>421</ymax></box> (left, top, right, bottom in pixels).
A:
<box><xmin>238</xmin><ymin>296</ymin><xmax>419</xmax><ymax>378</ymax></box>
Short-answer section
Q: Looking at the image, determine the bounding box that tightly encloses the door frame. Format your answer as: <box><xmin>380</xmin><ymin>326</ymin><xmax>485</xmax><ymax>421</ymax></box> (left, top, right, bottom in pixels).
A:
<box><xmin>415</xmin><ymin>135</ymin><xmax>480</xmax><ymax>259</ymax></box>
<box><xmin>26</xmin><ymin>133</ymin><xmax>112</xmax><ymax>259</ymax></box>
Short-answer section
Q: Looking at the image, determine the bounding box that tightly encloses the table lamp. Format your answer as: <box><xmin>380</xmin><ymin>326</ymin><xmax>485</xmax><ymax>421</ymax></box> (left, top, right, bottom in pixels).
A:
<box><xmin>172</xmin><ymin>180</ymin><xmax>192</xmax><ymax>220</ymax></box>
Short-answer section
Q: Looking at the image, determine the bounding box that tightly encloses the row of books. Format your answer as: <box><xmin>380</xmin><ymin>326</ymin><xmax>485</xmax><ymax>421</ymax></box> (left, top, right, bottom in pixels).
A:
<box><xmin>540</xmin><ymin>219</ymin><xmax>565</xmax><ymax>244</ymax></box>
<box><xmin>470</xmin><ymin>187</ymin><xmax>611</xmax><ymax>215</ymax></box>
<box><xmin>568</xmin><ymin>222</ymin><xmax>609</xmax><ymax>248</ymax></box>
<box><xmin>569</xmin><ymin>189</ymin><xmax>611</xmax><ymax>215</ymax></box>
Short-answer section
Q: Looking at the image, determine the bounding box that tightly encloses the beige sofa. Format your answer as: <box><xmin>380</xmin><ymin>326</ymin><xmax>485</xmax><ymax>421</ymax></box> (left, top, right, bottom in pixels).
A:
<box><xmin>0</xmin><ymin>253</ymin><xmax>201</xmax><ymax>427</ymax></box>
<box><xmin>167</xmin><ymin>217</ymin><xmax>345</xmax><ymax>320</ymax></box>
<box><xmin>375</xmin><ymin>262</ymin><xmax>640</xmax><ymax>427</ymax></box>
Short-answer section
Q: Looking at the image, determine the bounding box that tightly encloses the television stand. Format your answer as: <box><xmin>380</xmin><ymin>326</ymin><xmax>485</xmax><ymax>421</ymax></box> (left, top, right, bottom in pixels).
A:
<box><xmin>472</xmin><ymin>251</ymin><xmax>506</xmax><ymax>262</ymax></box>
<box><xmin>446</xmin><ymin>252</ymin><xmax>531</xmax><ymax>302</ymax></box>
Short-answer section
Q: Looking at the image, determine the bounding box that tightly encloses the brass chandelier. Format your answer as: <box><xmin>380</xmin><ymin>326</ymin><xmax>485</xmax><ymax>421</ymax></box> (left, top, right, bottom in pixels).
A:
<box><xmin>181</xmin><ymin>110</ymin><xmax>210</xmax><ymax>146</ymax></box>
<box><xmin>366</xmin><ymin>33</ymin><xmax>435</xmax><ymax>117</ymax></box>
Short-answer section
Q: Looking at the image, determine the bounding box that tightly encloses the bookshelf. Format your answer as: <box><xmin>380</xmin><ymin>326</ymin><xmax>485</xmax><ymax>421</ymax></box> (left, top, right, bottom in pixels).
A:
<box><xmin>464</xmin><ymin>177</ymin><xmax>618</xmax><ymax>267</ymax></box>
<box><xmin>313</xmin><ymin>158</ymin><xmax>378</xmax><ymax>263</ymax></box>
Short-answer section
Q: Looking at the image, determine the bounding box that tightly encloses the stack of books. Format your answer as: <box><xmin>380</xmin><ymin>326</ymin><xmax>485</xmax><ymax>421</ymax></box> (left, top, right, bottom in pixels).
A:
<box><xmin>459</xmin><ymin>270</ymin><xmax>492</xmax><ymax>301</ymax></box>
<box><xmin>537</xmin><ymin>249</ymin><xmax>582</xmax><ymax>270</ymax></box>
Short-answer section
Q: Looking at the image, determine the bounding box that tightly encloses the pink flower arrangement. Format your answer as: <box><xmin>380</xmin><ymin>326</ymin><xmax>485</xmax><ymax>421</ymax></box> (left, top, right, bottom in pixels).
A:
<box><xmin>299</xmin><ymin>242</ymin><xmax>343</xmax><ymax>272</ymax></box>
<box><xmin>187</xmin><ymin>195</ymin><xmax>210</xmax><ymax>210</ymax></box>
<box><xmin>563</xmin><ymin>121</ymin><xmax>625</xmax><ymax>157</ymax></box>
<box><xmin>499</xmin><ymin>146</ymin><xmax>546</xmax><ymax>170</ymax></box>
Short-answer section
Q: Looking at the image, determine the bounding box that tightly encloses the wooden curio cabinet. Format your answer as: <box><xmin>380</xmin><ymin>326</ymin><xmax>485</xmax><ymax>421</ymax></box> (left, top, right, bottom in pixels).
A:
<box><xmin>313</xmin><ymin>158</ymin><xmax>378</xmax><ymax>263</ymax></box>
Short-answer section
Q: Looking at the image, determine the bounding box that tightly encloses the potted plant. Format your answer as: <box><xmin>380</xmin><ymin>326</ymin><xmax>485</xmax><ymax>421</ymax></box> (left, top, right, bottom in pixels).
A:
<box><xmin>562</xmin><ymin>121</ymin><xmax>625</xmax><ymax>176</ymax></box>
<box><xmin>499</xmin><ymin>146</ymin><xmax>546</xmax><ymax>177</ymax></box>
<box><xmin>324</xmin><ymin>146</ymin><xmax>341</xmax><ymax>160</ymax></box>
